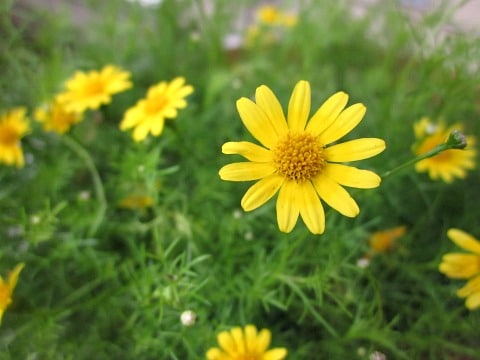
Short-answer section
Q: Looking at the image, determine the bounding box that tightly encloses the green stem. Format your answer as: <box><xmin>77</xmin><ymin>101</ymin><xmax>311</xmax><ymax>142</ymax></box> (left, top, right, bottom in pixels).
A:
<box><xmin>62</xmin><ymin>135</ymin><xmax>107</xmax><ymax>237</ymax></box>
<box><xmin>382</xmin><ymin>142</ymin><xmax>455</xmax><ymax>179</ymax></box>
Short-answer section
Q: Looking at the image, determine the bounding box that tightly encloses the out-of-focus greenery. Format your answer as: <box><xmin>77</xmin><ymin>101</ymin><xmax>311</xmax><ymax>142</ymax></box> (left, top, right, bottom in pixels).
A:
<box><xmin>1</xmin><ymin>0</ymin><xmax>479</xmax><ymax>358</ymax></box>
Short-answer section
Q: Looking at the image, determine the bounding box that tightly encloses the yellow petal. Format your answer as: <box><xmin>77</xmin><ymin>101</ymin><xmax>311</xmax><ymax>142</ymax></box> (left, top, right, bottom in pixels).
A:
<box><xmin>276</xmin><ymin>180</ymin><xmax>300</xmax><ymax>233</ymax></box>
<box><xmin>255</xmin><ymin>85</ymin><xmax>288</xmax><ymax>138</ymax></box>
<box><xmin>241</xmin><ymin>174</ymin><xmax>284</xmax><ymax>211</ymax></box>
<box><xmin>264</xmin><ymin>348</ymin><xmax>288</xmax><ymax>360</ymax></box>
<box><xmin>236</xmin><ymin>97</ymin><xmax>280</xmax><ymax>149</ymax></box>
<box><xmin>448</xmin><ymin>228</ymin><xmax>480</xmax><ymax>255</ymax></box>
<box><xmin>287</xmin><ymin>80</ymin><xmax>310</xmax><ymax>132</ymax></box>
<box><xmin>231</xmin><ymin>327</ymin><xmax>246</xmax><ymax>354</ymax></box>
<box><xmin>465</xmin><ymin>292</ymin><xmax>480</xmax><ymax>310</ymax></box>
<box><xmin>312</xmin><ymin>174</ymin><xmax>359</xmax><ymax>217</ymax></box>
<box><xmin>457</xmin><ymin>275</ymin><xmax>480</xmax><ymax>297</ymax></box>
<box><xmin>218</xmin><ymin>330</ymin><xmax>236</xmax><ymax>354</ymax></box>
<box><xmin>244</xmin><ymin>325</ymin><xmax>258</xmax><ymax>353</ymax></box>
<box><xmin>7</xmin><ymin>263</ymin><xmax>24</xmax><ymax>290</ymax></box>
<box><xmin>306</xmin><ymin>91</ymin><xmax>349</xmax><ymax>136</ymax></box>
<box><xmin>298</xmin><ymin>181</ymin><xmax>325</xmax><ymax>234</ymax></box>
<box><xmin>318</xmin><ymin>103</ymin><xmax>366</xmax><ymax>145</ymax></box>
<box><xmin>439</xmin><ymin>254</ymin><xmax>480</xmax><ymax>278</ymax></box>
<box><xmin>323</xmin><ymin>163</ymin><xmax>381</xmax><ymax>189</ymax></box>
<box><xmin>255</xmin><ymin>328</ymin><xmax>272</xmax><ymax>353</ymax></box>
<box><xmin>219</xmin><ymin>162</ymin><xmax>276</xmax><ymax>181</ymax></box>
<box><xmin>206</xmin><ymin>348</ymin><xmax>221</xmax><ymax>360</ymax></box>
<box><xmin>222</xmin><ymin>141</ymin><xmax>272</xmax><ymax>162</ymax></box>
<box><xmin>324</xmin><ymin>138</ymin><xmax>386</xmax><ymax>162</ymax></box>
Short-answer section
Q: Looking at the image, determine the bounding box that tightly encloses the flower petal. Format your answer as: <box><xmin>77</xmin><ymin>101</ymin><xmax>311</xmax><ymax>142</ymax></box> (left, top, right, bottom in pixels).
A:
<box><xmin>241</xmin><ymin>174</ymin><xmax>284</xmax><ymax>211</ymax></box>
<box><xmin>465</xmin><ymin>292</ymin><xmax>480</xmax><ymax>310</ymax></box>
<box><xmin>264</xmin><ymin>348</ymin><xmax>288</xmax><ymax>360</ymax></box>
<box><xmin>318</xmin><ymin>103</ymin><xmax>366</xmax><ymax>145</ymax></box>
<box><xmin>448</xmin><ymin>228</ymin><xmax>480</xmax><ymax>255</ymax></box>
<box><xmin>298</xmin><ymin>181</ymin><xmax>325</xmax><ymax>234</ymax></box>
<box><xmin>244</xmin><ymin>325</ymin><xmax>258</xmax><ymax>353</ymax></box>
<box><xmin>255</xmin><ymin>328</ymin><xmax>272</xmax><ymax>353</ymax></box>
<box><xmin>324</xmin><ymin>138</ymin><xmax>386</xmax><ymax>162</ymax></box>
<box><xmin>312</xmin><ymin>174</ymin><xmax>359</xmax><ymax>217</ymax></box>
<box><xmin>439</xmin><ymin>253</ymin><xmax>480</xmax><ymax>278</ymax></box>
<box><xmin>323</xmin><ymin>163</ymin><xmax>381</xmax><ymax>189</ymax></box>
<box><xmin>276</xmin><ymin>180</ymin><xmax>300</xmax><ymax>233</ymax></box>
<box><xmin>219</xmin><ymin>162</ymin><xmax>276</xmax><ymax>181</ymax></box>
<box><xmin>255</xmin><ymin>85</ymin><xmax>288</xmax><ymax>138</ymax></box>
<box><xmin>237</xmin><ymin>97</ymin><xmax>280</xmax><ymax>149</ymax></box>
<box><xmin>306</xmin><ymin>91</ymin><xmax>348</xmax><ymax>136</ymax></box>
<box><xmin>287</xmin><ymin>80</ymin><xmax>310</xmax><ymax>132</ymax></box>
<box><xmin>205</xmin><ymin>348</ymin><xmax>221</xmax><ymax>360</ymax></box>
<box><xmin>457</xmin><ymin>275</ymin><xmax>480</xmax><ymax>297</ymax></box>
<box><xmin>218</xmin><ymin>330</ymin><xmax>235</xmax><ymax>354</ymax></box>
<box><xmin>231</xmin><ymin>327</ymin><xmax>246</xmax><ymax>354</ymax></box>
<box><xmin>222</xmin><ymin>141</ymin><xmax>272</xmax><ymax>162</ymax></box>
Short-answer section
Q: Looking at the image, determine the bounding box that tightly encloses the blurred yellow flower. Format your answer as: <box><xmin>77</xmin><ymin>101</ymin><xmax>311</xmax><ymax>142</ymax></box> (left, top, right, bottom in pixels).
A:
<box><xmin>369</xmin><ymin>226</ymin><xmax>407</xmax><ymax>253</ymax></box>
<box><xmin>413</xmin><ymin>117</ymin><xmax>476</xmax><ymax>183</ymax></box>
<box><xmin>206</xmin><ymin>324</ymin><xmax>287</xmax><ymax>360</ymax></box>
<box><xmin>118</xmin><ymin>194</ymin><xmax>154</xmax><ymax>209</ymax></box>
<box><xmin>57</xmin><ymin>65</ymin><xmax>132</xmax><ymax>113</ymax></box>
<box><xmin>257</xmin><ymin>5</ymin><xmax>297</xmax><ymax>27</ymax></box>
<box><xmin>0</xmin><ymin>263</ymin><xmax>25</xmax><ymax>324</ymax></box>
<box><xmin>120</xmin><ymin>77</ymin><xmax>194</xmax><ymax>142</ymax></box>
<box><xmin>219</xmin><ymin>80</ymin><xmax>385</xmax><ymax>234</ymax></box>
<box><xmin>0</xmin><ymin>108</ymin><xmax>30</xmax><ymax>168</ymax></box>
<box><xmin>439</xmin><ymin>228</ymin><xmax>480</xmax><ymax>310</ymax></box>
<box><xmin>35</xmin><ymin>97</ymin><xmax>83</xmax><ymax>134</ymax></box>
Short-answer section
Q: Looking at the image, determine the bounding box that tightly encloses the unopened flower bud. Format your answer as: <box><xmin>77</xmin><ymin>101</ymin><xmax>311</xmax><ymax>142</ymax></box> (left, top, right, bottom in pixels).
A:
<box><xmin>445</xmin><ymin>130</ymin><xmax>467</xmax><ymax>149</ymax></box>
<box><xmin>180</xmin><ymin>310</ymin><xmax>197</xmax><ymax>326</ymax></box>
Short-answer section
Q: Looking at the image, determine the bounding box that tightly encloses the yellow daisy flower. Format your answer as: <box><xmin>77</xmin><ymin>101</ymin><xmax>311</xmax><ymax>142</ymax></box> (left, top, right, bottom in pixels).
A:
<box><xmin>413</xmin><ymin>117</ymin><xmax>476</xmax><ymax>183</ymax></box>
<box><xmin>0</xmin><ymin>263</ymin><xmax>25</xmax><ymax>324</ymax></box>
<box><xmin>439</xmin><ymin>228</ymin><xmax>480</xmax><ymax>310</ymax></box>
<box><xmin>257</xmin><ymin>5</ymin><xmax>282</xmax><ymax>25</ymax></box>
<box><xmin>369</xmin><ymin>225</ymin><xmax>407</xmax><ymax>253</ymax></box>
<box><xmin>206</xmin><ymin>324</ymin><xmax>287</xmax><ymax>360</ymax></box>
<box><xmin>120</xmin><ymin>77</ymin><xmax>194</xmax><ymax>142</ymax></box>
<box><xmin>219</xmin><ymin>80</ymin><xmax>386</xmax><ymax>234</ymax></box>
<box><xmin>0</xmin><ymin>108</ymin><xmax>30</xmax><ymax>168</ymax></box>
<box><xmin>34</xmin><ymin>97</ymin><xmax>83</xmax><ymax>134</ymax></box>
<box><xmin>57</xmin><ymin>65</ymin><xmax>132</xmax><ymax>113</ymax></box>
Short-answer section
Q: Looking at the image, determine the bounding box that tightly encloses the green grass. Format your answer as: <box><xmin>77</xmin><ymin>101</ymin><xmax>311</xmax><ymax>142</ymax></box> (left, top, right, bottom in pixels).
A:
<box><xmin>1</xmin><ymin>0</ymin><xmax>480</xmax><ymax>358</ymax></box>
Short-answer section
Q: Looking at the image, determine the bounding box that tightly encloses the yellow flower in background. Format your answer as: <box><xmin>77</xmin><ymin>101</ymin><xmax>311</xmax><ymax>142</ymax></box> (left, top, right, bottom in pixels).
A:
<box><xmin>257</xmin><ymin>5</ymin><xmax>297</xmax><ymax>27</ymax></box>
<box><xmin>118</xmin><ymin>194</ymin><xmax>154</xmax><ymax>209</ymax></box>
<box><xmin>413</xmin><ymin>117</ymin><xmax>476</xmax><ymax>183</ymax></box>
<box><xmin>57</xmin><ymin>65</ymin><xmax>132</xmax><ymax>113</ymax></box>
<box><xmin>439</xmin><ymin>229</ymin><xmax>480</xmax><ymax>310</ymax></box>
<box><xmin>369</xmin><ymin>226</ymin><xmax>407</xmax><ymax>253</ymax></box>
<box><xmin>0</xmin><ymin>263</ymin><xmax>25</xmax><ymax>324</ymax></box>
<box><xmin>206</xmin><ymin>324</ymin><xmax>287</xmax><ymax>360</ymax></box>
<box><xmin>34</xmin><ymin>97</ymin><xmax>83</xmax><ymax>134</ymax></box>
<box><xmin>120</xmin><ymin>77</ymin><xmax>194</xmax><ymax>142</ymax></box>
<box><xmin>219</xmin><ymin>80</ymin><xmax>385</xmax><ymax>234</ymax></box>
<box><xmin>0</xmin><ymin>108</ymin><xmax>30</xmax><ymax>168</ymax></box>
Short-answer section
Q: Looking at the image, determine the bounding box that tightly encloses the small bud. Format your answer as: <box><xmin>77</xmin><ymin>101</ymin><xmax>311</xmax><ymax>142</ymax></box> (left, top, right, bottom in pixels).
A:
<box><xmin>180</xmin><ymin>310</ymin><xmax>197</xmax><ymax>326</ymax></box>
<box><xmin>445</xmin><ymin>130</ymin><xmax>467</xmax><ymax>149</ymax></box>
<box><xmin>369</xmin><ymin>351</ymin><xmax>386</xmax><ymax>360</ymax></box>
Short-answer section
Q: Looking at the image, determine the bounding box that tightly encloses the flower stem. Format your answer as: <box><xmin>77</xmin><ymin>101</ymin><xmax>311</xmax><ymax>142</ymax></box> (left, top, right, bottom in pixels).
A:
<box><xmin>382</xmin><ymin>142</ymin><xmax>453</xmax><ymax>179</ymax></box>
<box><xmin>62</xmin><ymin>135</ymin><xmax>107</xmax><ymax>237</ymax></box>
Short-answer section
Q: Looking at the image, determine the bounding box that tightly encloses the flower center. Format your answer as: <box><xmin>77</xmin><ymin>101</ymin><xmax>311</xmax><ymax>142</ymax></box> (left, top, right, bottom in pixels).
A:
<box><xmin>0</xmin><ymin>126</ymin><xmax>19</xmax><ymax>146</ymax></box>
<box><xmin>84</xmin><ymin>77</ymin><xmax>105</xmax><ymax>96</ymax></box>
<box><xmin>272</xmin><ymin>132</ymin><xmax>326</xmax><ymax>182</ymax></box>
<box><xmin>145</xmin><ymin>96</ymin><xmax>168</xmax><ymax>115</ymax></box>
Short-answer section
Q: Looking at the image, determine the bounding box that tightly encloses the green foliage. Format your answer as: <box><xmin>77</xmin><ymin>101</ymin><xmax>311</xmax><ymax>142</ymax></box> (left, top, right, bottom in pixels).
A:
<box><xmin>1</xmin><ymin>0</ymin><xmax>479</xmax><ymax>358</ymax></box>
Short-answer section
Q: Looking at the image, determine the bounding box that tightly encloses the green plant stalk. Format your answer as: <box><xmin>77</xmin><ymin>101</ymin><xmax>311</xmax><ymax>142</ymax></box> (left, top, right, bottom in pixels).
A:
<box><xmin>62</xmin><ymin>135</ymin><xmax>107</xmax><ymax>237</ymax></box>
<box><xmin>382</xmin><ymin>142</ymin><xmax>458</xmax><ymax>179</ymax></box>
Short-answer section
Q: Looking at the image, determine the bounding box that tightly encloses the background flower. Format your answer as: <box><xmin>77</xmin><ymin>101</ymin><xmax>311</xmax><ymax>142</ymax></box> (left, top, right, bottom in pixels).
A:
<box><xmin>0</xmin><ymin>108</ymin><xmax>30</xmax><ymax>167</ymax></box>
<box><xmin>34</xmin><ymin>98</ymin><xmax>83</xmax><ymax>134</ymax></box>
<box><xmin>120</xmin><ymin>77</ymin><xmax>194</xmax><ymax>142</ymax></box>
<box><xmin>0</xmin><ymin>263</ymin><xmax>25</xmax><ymax>324</ymax></box>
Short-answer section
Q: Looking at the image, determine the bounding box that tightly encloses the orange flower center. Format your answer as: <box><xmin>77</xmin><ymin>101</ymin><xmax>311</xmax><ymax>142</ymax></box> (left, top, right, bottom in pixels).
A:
<box><xmin>417</xmin><ymin>135</ymin><xmax>454</xmax><ymax>163</ymax></box>
<box><xmin>84</xmin><ymin>77</ymin><xmax>105</xmax><ymax>96</ymax></box>
<box><xmin>145</xmin><ymin>96</ymin><xmax>168</xmax><ymax>115</ymax></box>
<box><xmin>272</xmin><ymin>132</ymin><xmax>325</xmax><ymax>182</ymax></box>
<box><xmin>0</xmin><ymin>125</ymin><xmax>19</xmax><ymax>146</ymax></box>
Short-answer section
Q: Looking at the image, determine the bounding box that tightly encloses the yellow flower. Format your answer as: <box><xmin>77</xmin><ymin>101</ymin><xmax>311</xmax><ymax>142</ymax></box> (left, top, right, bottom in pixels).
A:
<box><xmin>413</xmin><ymin>117</ymin><xmax>476</xmax><ymax>183</ymax></box>
<box><xmin>34</xmin><ymin>97</ymin><xmax>83</xmax><ymax>134</ymax></box>
<box><xmin>118</xmin><ymin>194</ymin><xmax>154</xmax><ymax>209</ymax></box>
<box><xmin>0</xmin><ymin>263</ymin><xmax>25</xmax><ymax>324</ymax></box>
<box><xmin>0</xmin><ymin>108</ymin><xmax>30</xmax><ymax>168</ymax></box>
<box><xmin>57</xmin><ymin>65</ymin><xmax>132</xmax><ymax>113</ymax></box>
<box><xmin>120</xmin><ymin>77</ymin><xmax>194</xmax><ymax>142</ymax></box>
<box><xmin>219</xmin><ymin>80</ymin><xmax>386</xmax><ymax>234</ymax></box>
<box><xmin>439</xmin><ymin>229</ymin><xmax>480</xmax><ymax>310</ymax></box>
<box><xmin>257</xmin><ymin>5</ymin><xmax>282</xmax><ymax>25</ymax></box>
<box><xmin>206</xmin><ymin>324</ymin><xmax>287</xmax><ymax>360</ymax></box>
<box><xmin>369</xmin><ymin>226</ymin><xmax>407</xmax><ymax>253</ymax></box>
